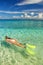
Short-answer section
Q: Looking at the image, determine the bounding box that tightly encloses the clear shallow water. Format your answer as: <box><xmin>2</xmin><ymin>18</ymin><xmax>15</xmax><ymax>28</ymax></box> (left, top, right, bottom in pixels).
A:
<box><xmin>0</xmin><ymin>28</ymin><xmax>43</xmax><ymax>65</ymax></box>
<box><xmin>0</xmin><ymin>19</ymin><xmax>43</xmax><ymax>65</ymax></box>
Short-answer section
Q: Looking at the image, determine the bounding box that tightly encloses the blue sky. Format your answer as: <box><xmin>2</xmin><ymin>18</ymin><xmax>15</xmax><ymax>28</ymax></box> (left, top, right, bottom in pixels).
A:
<box><xmin>0</xmin><ymin>0</ymin><xmax>43</xmax><ymax>19</ymax></box>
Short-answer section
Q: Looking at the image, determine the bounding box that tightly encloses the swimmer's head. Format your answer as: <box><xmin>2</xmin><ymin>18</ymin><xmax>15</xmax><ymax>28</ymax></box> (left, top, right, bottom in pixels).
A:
<box><xmin>5</xmin><ymin>36</ymin><xmax>11</xmax><ymax>39</ymax></box>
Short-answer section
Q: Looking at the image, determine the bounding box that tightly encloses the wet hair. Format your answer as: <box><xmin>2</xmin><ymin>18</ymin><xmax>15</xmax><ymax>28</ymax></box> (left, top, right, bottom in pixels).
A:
<box><xmin>5</xmin><ymin>36</ymin><xmax>11</xmax><ymax>39</ymax></box>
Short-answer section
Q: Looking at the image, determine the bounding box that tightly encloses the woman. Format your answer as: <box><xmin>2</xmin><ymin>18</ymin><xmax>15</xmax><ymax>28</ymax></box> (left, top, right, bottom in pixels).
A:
<box><xmin>5</xmin><ymin>36</ymin><xmax>25</xmax><ymax>48</ymax></box>
<box><xmin>5</xmin><ymin>36</ymin><xmax>36</xmax><ymax>55</ymax></box>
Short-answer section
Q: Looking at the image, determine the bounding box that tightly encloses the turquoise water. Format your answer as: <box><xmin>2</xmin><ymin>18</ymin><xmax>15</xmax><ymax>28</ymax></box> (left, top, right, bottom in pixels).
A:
<box><xmin>0</xmin><ymin>19</ymin><xmax>43</xmax><ymax>65</ymax></box>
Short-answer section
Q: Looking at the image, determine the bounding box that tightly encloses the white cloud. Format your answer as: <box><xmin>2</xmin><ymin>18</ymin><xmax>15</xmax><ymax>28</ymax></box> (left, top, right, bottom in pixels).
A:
<box><xmin>0</xmin><ymin>16</ymin><xmax>2</xmax><ymax>18</ymax></box>
<box><xmin>0</xmin><ymin>9</ymin><xmax>43</xmax><ymax>15</ymax></box>
<box><xmin>0</xmin><ymin>16</ymin><xmax>2</xmax><ymax>19</ymax></box>
<box><xmin>13</xmin><ymin>15</ymin><xmax>24</xmax><ymax>19</ymax></box>
<box><xmin>16</xmin><ymin>0</ymin><xmax>42</xmax><ymax>5</ymax></box>
<box><xmin>0</xmin><ymin>10</ymin><xmax>24</xmax><ymax>14</ymax></box>
<box><xmin>31</xmin><ymin>12</ymin><xmax>34</xmax><ymax>15</ymax></box>
<box><xmin>23</xmin><ymin>9</ymin><xmax>43</xmax><ymax>12</ymax></box>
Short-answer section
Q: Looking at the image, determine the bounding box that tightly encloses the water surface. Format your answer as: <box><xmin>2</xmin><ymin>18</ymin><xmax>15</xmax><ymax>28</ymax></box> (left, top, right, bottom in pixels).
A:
<box><xmin>0</xmin><ymin>19</ymin><xmax>43</xmax><ymax>65</ymax></box>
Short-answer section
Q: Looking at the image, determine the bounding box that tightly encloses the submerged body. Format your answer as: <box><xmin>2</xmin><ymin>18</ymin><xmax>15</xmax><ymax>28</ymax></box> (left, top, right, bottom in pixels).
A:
<box><xmin>5</xmin><ymin>36</ymin><xmax>25</xmax><ymax>48</ymax></box>
<box><xmin>5</xmin><ymin>36</ymin><xmax>36</xmax><ymax>55</ymax></box>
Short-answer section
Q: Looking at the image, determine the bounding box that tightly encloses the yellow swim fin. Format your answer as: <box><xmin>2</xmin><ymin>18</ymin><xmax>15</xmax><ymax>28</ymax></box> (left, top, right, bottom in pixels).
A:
<box><xmin>26</xmin><ymin>44</ymin><xmax>36</xmax><ymax>48</ymax></box>
<box><xmin>25</xmin><ymin>44</ymin><xmax>36</xmax><ymax>55</ymax></box>
<box><xmin>26</xmin><ymin>47</ymin><xmax>35</xmax><ymax>55</ymax></box>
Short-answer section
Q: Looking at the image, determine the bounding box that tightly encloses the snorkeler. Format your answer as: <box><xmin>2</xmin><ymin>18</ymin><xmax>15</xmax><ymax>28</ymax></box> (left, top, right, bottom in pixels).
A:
<box><xmin>5</xmin><ymin>36</ymin><xmax>25</xmax><ymax>48</ymax></box>
<box><xmin>5</xmin><ymin>36</ymin><xmax>36</xmax><ymax>55</ymax></box>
